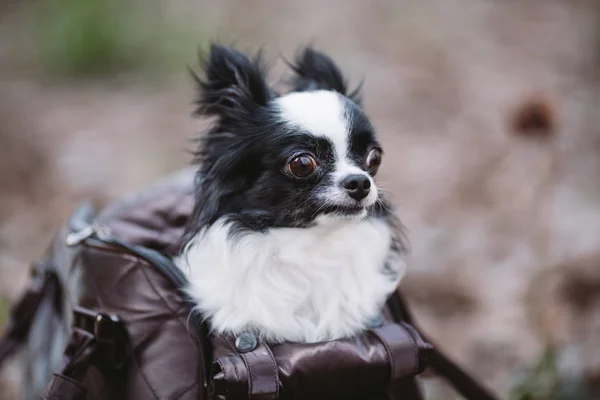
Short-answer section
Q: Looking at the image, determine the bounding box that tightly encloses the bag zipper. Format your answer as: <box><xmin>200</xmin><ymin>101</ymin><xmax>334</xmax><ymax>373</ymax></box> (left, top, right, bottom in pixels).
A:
<box><xmin>65</xmin><ymin>224</ymin><xmax>102</xmax><ymax>247</ymax></box>
<box><xmin>66</xmin><ymin>224</ymin><xmax>210</xmax><ymax>393</ymax></box>
<box><xmin>67</xmin><ymin>223</ymin><xmax>189</xmax><ymax>287</ymax></box>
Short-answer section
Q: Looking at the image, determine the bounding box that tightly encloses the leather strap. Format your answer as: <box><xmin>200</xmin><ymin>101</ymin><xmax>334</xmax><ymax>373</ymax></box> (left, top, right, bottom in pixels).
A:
<box><xmin>41</xmin><ymin>374</ymin><xmax>88</xmax><ymax>400</ymax></box>
<box><xmin>0</xmin><ymin>266</ymin><xmax>58</xmax><ymax>368</ymax></box>
<box><xmin>388</xmin><ymin>291</ymin><xmax>500</xmax><ymax>400</ymax></box>
<box><xmin>42</xmin><ymin>327</ymin><xmax>96</xmax><ymax>400</ymax></box>
<box><xmin>0</xmin><ymin>336</ymin><xmax>19</xmax><ymax>367</ymax></box>
<box><xmin>370</xmin><ymin>323</ymin><xmax>422</xmax><ymax>380</ymax></box>
<box><xmin>41</xmin><ymin>307</ymin><xmax>128</xmax><ymax>400</ymax></box>
<box><xmin>240</xmin><ymin>344</ymin><xmax>279</xmax><ymax>400</ymax></box>
<box><xmin>61</xmin><ymin>328</ymin><xmax>97</xmax><ymax>380</ymax></box>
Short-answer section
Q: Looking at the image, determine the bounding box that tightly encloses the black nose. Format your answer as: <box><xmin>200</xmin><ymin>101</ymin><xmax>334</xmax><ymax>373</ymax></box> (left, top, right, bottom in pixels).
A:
<box><xmin>342</xmin><ymin>174</ymin><xmax>371</xmax><ymax>201</ymax></box>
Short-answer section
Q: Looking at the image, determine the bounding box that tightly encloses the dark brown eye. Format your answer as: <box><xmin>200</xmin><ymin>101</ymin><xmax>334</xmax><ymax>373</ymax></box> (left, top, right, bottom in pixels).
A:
<box><xmin>366</xmin><ymin>148</ymin><xmax>382</xmax><ymax>175</ymax></box>
<box><xmin>287</xmin><ymin>154</ymin><xmax>317</xmax><ymax>178</ymax></box>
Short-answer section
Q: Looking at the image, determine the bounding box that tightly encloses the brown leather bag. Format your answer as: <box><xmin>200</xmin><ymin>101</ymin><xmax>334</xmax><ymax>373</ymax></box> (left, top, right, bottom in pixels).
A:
<box><xmin>0</xmin><ymin>169</ymin><xmax>499</xmax><ymax>400</ymax></box>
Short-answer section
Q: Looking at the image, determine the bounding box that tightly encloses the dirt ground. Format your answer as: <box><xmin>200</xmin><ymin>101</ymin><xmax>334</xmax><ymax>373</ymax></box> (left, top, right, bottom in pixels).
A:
<box><xmin>2</xmin><ymin>1</ymin><xmax>600</xmax><ymax>398</ymax></box>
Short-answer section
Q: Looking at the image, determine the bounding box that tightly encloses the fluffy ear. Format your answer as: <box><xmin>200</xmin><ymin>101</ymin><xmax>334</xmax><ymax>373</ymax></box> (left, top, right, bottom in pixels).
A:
<box><xmin>191</xmin><ymin>44</ymin><xmax>272</xmax><ymax>120</ymax></box>
<box><xmin>288</xmin><ymin>46</ymin><xmax>362</xmax><ymax>104</ymax></box>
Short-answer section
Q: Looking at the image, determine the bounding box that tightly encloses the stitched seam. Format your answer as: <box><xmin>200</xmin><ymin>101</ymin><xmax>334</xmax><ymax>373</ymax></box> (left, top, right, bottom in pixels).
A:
<box><xmin>154</xmin><ymin>199</ymin><xmax>171</xmax><ymax>254</ymax></box>
<box><xmin>80</xmin><ymin>248</ymin><xmax>121</xmax><ymax>310</ymax></box>
<box><xmin>241</xmin><ymin>352</ymin><xmax>254</xmax><ymax>397</ymax></box>
<box><xmin>157</xmin><ymin>189</ymin><xmax>192</xmax><ymax>254</ymax></box>
<box><xmin>223</xmin><ymin>337</ymin><xmax>244</xmax><ymax>397</ymax></box>
<box><xmin>122</xmin><ymin>324</ymin><xmax>163</xmax><ymax>399</ymax></box>
<box><xmin>135</xmin><ymin>262</ymin><xmax>197</xmax><ymax>398</ymax></box>
<box><xmin>224</xmin><ymin>336</ymin><xmax>244</xmax><ymax>382</ymax></box>
<box><xmin>216</xmin><ymin>360</ymin><xmax>229</xmax><ymax>399</ymax></box>
<box><xmin>264</xmin><ymin>344</ymin><xmax>279</xmax><ymax>400</ymax></box>
<box><xmin>138</xmin><ymin>259</ymin><xmax>183</xmax><ymax>316</ymax></box>
<box><xmin>174</xmin><ymin>382</ymin><xmax>198</xmax><ymax>400</ymax></box>
<box><xmin>131</xmin><ymin>348</ymin><xmax>161</xmax><ymax>400</ymax></box>
<box><xmin>138</xmin><ymin>260</ymin><xmax>196</xmax><ymax>339</ymax></box>
<box><xmin>79</xmin><ymin>251</ymin><xmax>188</xmax><ymax>399</ymax></box>
<box><xmin>403</xmin><ymin>326</ymin><xmax>420</xmax><ymax>375</ymax></box>
<box><xmin>370</xmin><ymin>329</ymin><xmax>396</xmax><ymax>380</ymax></box>
<box><xmin>138</xmin><ymin>259</ymin><xmax>201</xmax><ymax>396</ymax></box>
<box><xmin>83</xmin><ymin>238</ymin><xmax>200</xmax><ymax>398</ymax></box>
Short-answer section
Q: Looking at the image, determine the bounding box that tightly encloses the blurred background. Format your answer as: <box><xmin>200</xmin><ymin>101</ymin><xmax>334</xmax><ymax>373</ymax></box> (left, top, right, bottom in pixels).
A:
<box><xmin>1</xmin><ymin>0</ymin><xmax>600</xmax><ymax>399</ymax></box>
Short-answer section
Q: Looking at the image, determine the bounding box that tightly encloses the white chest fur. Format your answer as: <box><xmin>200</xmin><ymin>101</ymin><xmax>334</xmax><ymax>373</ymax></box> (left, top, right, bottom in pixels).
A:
<box><xmin>175</xmin><ymin>217</ymin><xmax>405</xmax><ymax>343</ymax></box>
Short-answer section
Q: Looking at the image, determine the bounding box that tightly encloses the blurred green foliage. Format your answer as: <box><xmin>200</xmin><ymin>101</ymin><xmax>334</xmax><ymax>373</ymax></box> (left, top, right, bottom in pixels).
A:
<box><xmin>37</xmin><ymin>0</ymin><xmax>130</xmax><ymax>75</ymax></box>
<box><xmin>34</xmin><ymin>0</ymin><xmax>205</xmax><ymax>78</ymax></box>
<box><xmin>0</xmin><ymin>296</ymin><xmax>8</xmax><ymax>330</ymax></box>
<box><xmin>509</xmin><ymin>345</ymin><xmax>592</xmax><ymax>400</ymax></box>
<box><xmin>510</xmin><ymin>346</ymin><xmax>560</xmax><ymax>400</ymax></box>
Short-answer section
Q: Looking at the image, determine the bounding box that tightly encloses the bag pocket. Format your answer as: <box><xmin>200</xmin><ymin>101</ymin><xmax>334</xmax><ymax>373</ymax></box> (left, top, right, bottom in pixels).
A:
<box><xmin>211</xmin><ymin>322</ymin><xmax>432</xmax><ymax>400</ymax></box>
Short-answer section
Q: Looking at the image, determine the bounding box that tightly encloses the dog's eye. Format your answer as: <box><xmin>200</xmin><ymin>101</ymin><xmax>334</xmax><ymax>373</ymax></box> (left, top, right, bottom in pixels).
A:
<box><xmin>366</xmin><ymin>148</ymin><xmax>382</xmax><ymax>175</ymax></box>
<box><xmin>287</xmin><ymin>154</ymin><xmax>317</xmax><ymax>178</ymax></box>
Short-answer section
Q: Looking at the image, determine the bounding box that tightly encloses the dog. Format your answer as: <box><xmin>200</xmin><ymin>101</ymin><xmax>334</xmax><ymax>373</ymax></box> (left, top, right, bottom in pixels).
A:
<box><xmin>175</xmin><ymin>44</ymin><xmax>407</xmax><ymax>344</ymax></box>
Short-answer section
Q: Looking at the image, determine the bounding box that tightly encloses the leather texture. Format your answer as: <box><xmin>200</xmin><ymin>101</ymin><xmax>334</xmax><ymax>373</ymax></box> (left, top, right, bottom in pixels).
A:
<box><xmin>37</xmin><ymin>168</ymin><xmax>429</xmax><ymax>400</ymax></box>
<box><xmin>210</xmin><ymin>321</ymin><xmax>429</xmax><ymax>400</ymax></box>
<box><xmin>95</xmin><ymin>168</ymin><xmax>196</xmax><ymax>256</ymax></box>
<box><xmin>42</xmin><ymin>374</ymin><xmax>88</xmax><ymax>400</ymax></box>
<box><xmin>74</xmin><ymin>245</ymin><xmax>203</xmax><ymax>400</ymax></box>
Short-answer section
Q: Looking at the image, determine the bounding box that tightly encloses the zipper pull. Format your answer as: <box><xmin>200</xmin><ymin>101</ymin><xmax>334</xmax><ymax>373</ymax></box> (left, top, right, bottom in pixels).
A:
<box><xmin>65</xmin><ymin>225</ymin><xmax>95</xmax><ymax>247</ymax></box>
<box><xmin>65</xmin><ymin>224</ymin><xmax>112</xmax><ymax>247</ymax></box>
<box><xmin>93</xmin><ymin>224</ymin><xmax>112</xmax><ymax>240</ymax></box>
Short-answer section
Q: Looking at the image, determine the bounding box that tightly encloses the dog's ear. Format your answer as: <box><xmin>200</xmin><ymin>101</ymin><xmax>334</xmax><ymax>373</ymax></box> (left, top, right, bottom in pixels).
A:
<box><xmin>191</xmin><ymin>44</ymin><xmax>272</xmax><ymax>120</ymax></box>
<box><xmin>288</xmin><ymin>46</ymin><xmax>362</xmax><ymax>105</ymax></box>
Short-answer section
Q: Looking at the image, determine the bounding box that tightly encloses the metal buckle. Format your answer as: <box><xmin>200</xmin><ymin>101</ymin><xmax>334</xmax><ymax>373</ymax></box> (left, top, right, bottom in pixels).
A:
<box><xmin>73</xmin><ymin>308</ymin><xmax>127</xmax><ymax>369</ymax></box>
<box><xmin>94</xmin><ymin>312</ymin><xmax>127</xmax><ymax>369</ymax></box>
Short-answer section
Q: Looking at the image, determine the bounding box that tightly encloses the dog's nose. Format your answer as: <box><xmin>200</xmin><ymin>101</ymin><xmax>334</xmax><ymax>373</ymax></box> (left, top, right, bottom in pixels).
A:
<box><xmin>342</xmin><ymin>174</ymin><xmax>371</xmax><ymax>201</ymax></box>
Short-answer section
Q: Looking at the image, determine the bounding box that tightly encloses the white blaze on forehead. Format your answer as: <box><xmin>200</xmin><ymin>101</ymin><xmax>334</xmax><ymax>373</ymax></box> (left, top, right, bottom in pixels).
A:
<box><xmin>276</xmin><ymin>90</ymin><xmax>377</xmax><ymax>210</ymax></box>
<box><xmin>276</xmin><ymin>90</ymin><xmax>350</xmax><ymax>160</ymax></box>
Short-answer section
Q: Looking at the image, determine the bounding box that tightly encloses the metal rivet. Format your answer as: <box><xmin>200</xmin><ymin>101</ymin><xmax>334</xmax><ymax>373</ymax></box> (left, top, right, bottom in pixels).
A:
<box><xmin>235</xmin><ymin>332</ymin><xmax>258</xmax><ymax>353</ymax></box>
<box><xmin>368</xmin><ymin>314</ymin><xmax>385</xmax><ymax>329</ymax></box>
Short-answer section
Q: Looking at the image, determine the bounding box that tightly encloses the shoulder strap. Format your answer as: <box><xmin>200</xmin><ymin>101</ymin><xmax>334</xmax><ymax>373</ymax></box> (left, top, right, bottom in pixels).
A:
<box><xmin>0</xmin><ymin>263</ymin><xmax>59</xmax><ymax>369</ymax></box>
<box><xmin>387</xmin><ymin>291</ymin><xmax>500</xmax><ymax>400</ymax></box>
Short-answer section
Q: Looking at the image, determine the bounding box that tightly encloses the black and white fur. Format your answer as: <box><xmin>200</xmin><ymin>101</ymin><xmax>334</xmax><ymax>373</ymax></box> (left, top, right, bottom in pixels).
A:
<box><xmin>175</xmin><ymin>44</ymin><xmax>407</xmax><ymax>343</ymax></box>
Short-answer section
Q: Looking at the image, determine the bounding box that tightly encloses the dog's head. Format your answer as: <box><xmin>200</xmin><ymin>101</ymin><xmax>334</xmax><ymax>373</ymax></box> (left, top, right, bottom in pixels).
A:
<box><xmin>187</xmin><ymin>44</ymin><xmax>390</xmax><ymax>236</ymax></box>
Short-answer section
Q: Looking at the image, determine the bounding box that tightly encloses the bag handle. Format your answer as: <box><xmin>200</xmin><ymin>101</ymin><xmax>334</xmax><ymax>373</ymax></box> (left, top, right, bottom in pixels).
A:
<box><xmin>41</xmin><ymin>307</ymin><xmax>128</xmax><ymax>400</ymax></box>
<box><xmin>388</xmin><ymin>291</ymin><xmax>500</xmax><ymax>400</ymax></box>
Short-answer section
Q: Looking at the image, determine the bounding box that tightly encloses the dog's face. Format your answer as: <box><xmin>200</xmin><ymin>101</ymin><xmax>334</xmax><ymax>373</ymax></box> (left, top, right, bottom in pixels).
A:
<box><xmin>272</xmin><ymin>90</ymin><xmax>382</xmax><ymax>221</ymax></box>
<box><xmin>186</xmin><ymin>45</ymin><xmax>390</xmax><ymax>236</ymax></box>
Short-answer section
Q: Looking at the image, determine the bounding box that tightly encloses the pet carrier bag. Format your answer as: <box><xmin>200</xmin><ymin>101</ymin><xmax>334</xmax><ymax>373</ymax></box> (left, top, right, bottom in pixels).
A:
<box><xmin>0</xmin><ymin>169</ymin><xmax>498</xmax><ymax>400</ymax></box>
